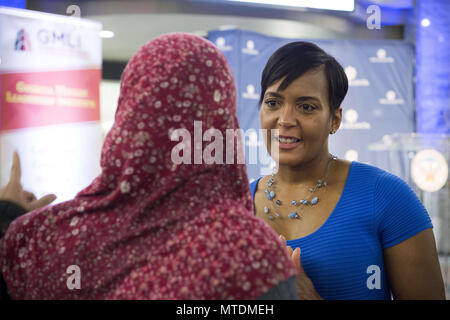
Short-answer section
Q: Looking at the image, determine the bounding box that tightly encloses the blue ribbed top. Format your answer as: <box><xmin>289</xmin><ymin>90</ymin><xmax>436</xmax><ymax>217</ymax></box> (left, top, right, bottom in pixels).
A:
<box><xmin>250</xmin><ymin>161</ymin><xmax>433</xmax><ymax>300</ymax></box>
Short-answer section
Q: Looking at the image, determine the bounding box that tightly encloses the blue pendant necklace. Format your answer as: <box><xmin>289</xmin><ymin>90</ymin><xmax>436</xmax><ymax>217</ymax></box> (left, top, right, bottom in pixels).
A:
<box><xmin>263</xmin><ymin>154</ymin><xmax>337</xmax><ymax>220</ymax></box>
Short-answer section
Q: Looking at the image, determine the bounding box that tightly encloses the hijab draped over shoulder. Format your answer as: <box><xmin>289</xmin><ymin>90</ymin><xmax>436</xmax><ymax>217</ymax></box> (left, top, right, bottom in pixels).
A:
<box><xmin>0</xmin><ymin>33</ymin><xmax>296</xmax><ymax>299</ymax></box>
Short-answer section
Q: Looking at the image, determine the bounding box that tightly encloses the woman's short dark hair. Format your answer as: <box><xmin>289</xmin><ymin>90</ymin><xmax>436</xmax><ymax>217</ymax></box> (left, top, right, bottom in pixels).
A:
<box><xmin>259</xmin><ymin>41</ymin><xmax>348</xmax><ymax>116</ymax></box>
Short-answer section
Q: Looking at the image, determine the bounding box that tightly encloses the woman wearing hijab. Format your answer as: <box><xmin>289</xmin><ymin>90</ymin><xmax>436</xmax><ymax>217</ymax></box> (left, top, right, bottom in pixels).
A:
<box><xmin>0</xmin><ymin>33</ymin><xmax>297</xmax><ymax>299</ymax></box>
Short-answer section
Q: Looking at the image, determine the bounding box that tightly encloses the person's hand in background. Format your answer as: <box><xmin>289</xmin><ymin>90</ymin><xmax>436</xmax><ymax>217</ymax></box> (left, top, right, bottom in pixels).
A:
<box><xmin>0</xmin><ymin>152</ymin><xmax>56</xmax><ymax>212</ymax></box>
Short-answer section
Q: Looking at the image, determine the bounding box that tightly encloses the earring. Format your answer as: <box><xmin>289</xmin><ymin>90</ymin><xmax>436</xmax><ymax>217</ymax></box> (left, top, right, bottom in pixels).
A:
<box><xmin>330</xmin><ymin>129</ymin><xmax>335</xmax><ymax>134</ymax></box>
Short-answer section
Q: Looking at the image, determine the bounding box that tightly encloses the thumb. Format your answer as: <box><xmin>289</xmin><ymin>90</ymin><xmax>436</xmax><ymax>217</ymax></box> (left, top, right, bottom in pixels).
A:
<box><xmin>9</xmin><ymin>151</ymin><xmax>22</xmax><ymax>185</ymax></box>
<box><xmin>28</xmin><ymin>194</ymin><xmax>57</xmax><ymax>211</ymax></box>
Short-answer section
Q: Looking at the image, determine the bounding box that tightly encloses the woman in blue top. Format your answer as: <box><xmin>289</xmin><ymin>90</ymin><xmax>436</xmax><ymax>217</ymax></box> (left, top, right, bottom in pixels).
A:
<box><xmin>250</xmin><ymin>41</ymin><xmax>445</xmax><ymax>300</ymax></box>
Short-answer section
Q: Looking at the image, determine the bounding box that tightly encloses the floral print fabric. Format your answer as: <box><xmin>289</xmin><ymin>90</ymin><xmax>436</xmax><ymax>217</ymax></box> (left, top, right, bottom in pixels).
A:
<box><xmin>0</xmin><ymin>33</ymin><xmax>296</xmax><ymax>299</ymax></box>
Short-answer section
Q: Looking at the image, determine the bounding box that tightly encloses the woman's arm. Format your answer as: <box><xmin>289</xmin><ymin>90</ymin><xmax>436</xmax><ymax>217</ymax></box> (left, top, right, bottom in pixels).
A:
<box><xmin>0</xmin><ymin>200</ymin><xmax>27</xmax><ymax>300</ymax></box>
<box><xmin>383</xmin><ymin>228</ymin><xmax>446</xmax><ymax>300</ymax></box>
<box><xmin>0</xmin><ymin>152</ymin><xmax>56</xmax><ymax>300</ymax></box>
<box><xmin>0</xmin><ymin>200</ymin><xmax>27</xmax><ymax>238</ymax></box>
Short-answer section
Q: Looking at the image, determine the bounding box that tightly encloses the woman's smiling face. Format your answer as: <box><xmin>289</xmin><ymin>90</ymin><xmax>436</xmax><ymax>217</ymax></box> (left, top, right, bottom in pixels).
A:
<box><xmin>260</xmin><ymin>66</ymin><xmax>341</xmax><ymax>167</ymax></box>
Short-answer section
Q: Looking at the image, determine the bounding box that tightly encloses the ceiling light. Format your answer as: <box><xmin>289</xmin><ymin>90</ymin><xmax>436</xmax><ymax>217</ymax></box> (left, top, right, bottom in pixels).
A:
<box><xmin>223</xmin><ymin>0</ymin><xmax>354</xmax><ymax>12</ymax></box>
<box><xmin>99</xmin><ymin>30</ymin><xmax>114</xmax><ymax>38</ymax></box>
<box><xmin>421</xmin><ymin>18</ymin><xmax>430</xmax><ymax>27</ymax></box>
<box><xmin>219</xmin><ymin>25</ymin><xmax>238</xmax><ymax>30</ymax></box>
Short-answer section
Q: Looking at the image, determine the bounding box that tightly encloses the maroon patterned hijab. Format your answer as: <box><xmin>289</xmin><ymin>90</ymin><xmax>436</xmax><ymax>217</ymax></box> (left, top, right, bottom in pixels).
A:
<box><xmin>1</xmin><ymin>33</ymin><xmax>296</xmax><ymax>299</ymax></box>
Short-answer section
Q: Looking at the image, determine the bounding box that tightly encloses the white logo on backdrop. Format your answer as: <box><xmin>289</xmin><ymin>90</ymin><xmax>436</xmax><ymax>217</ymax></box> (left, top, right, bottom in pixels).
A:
<box><xmin>345</xmin><ymin>66</ymin><xmax>370</xmax><ymax>87</ymax></box>
<box><xmin>382</xmin><ymin>134</ymin><xmax>393</xmax><ymax>146</ymax></box>
<box><xmin>369</xmin><ymin>48</ymin><xmax>394</xmax><ymax>63</ymax></box>
<box><xmin>379</xmin><ymin>90</ymin><xmax>404</xmax><ymax>105</ymax></box>
<box><xmin>345</xmin><ymin>109</ymin><xmax>359</xmax><ymax>124</ymax></box>
<box><xmin>215</xmin><ymin>37</ymin><xmax>232</xmax><ymax>51</ymax></box>
<box><xmin>242</xmin><ymin>40</ymin><xmax>259</xmax><ymax>55</ymax></box>
<box><xmin>242</xmin><ymin>84</ymin><xmax>260</xmax><ymax>100</ymax></box>
<box><xmin>340</xmin><ymin>109</ymin><xmax>371</xmax><ymax>130</ymax></box>
<box><xmin>345</xmin><ymin>149</ymin><xmax>359</xmax><ymax>161</ymax></box>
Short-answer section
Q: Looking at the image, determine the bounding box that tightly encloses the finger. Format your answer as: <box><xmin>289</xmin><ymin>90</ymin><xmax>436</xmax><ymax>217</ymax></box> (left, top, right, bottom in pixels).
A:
<box><xmin>279</xmin><ymin>235</ymin><xmax>294</xmax><ymax>256</ymax></box>
<box><xmin>292</xmin><ymin>247</ymin><xmax>301</xmax><ymax>270</ymax></box>
<box><xmin>279</xmin><ymin>234</ymin><xmax>286</xmax><ymax>246</ymax></box>
<box><xmin>286</xmin><ymin>245</ymin><xmax>293</xmax><ymax>257</ymax></box>
<box><xmin>292</xmin><ymin>247</ymin><xmax>306</xmax><ymax>274</ymax></box>
<box><xmin>278</xmin><ymin>234</ymin><xmax>292</xmax><ymax>258</ymax></box>
<box><xmin>28</xmin><ymin>194</ymin><xmax>57</xmax><ymax>210</ymax></box>
<box><xmin>23</xmin><ymin>190</ymin><xmax>37</xmax><ymax>203</ymax></box>
<box><xmin>280</xmin><ymin>235</ymin><xmax>293</xmax><ymax>254</ymax></box>
<box><xmin>9</xmin><ymin>151</ymin><xmax>22</xmax><ymax>184</ymax></box>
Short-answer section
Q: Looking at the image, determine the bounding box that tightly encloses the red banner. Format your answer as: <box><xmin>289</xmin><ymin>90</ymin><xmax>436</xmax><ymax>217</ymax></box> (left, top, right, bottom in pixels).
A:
<box><xmin>1</xmin><ymin>69</ymin><xmax>100</xmax><ymax>131</ymax></box>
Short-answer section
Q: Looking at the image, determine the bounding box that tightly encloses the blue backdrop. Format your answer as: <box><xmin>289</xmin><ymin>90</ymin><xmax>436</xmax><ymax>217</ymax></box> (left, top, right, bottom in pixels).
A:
<box><xmin>416</xmin><ymin>0</ymin><xmax>450</xmax><ymax>135</ymax></box>
<box><xmin>208</xmin><ymin>29</ymin><xmax>415</xmax><ymax>181</ymax></box>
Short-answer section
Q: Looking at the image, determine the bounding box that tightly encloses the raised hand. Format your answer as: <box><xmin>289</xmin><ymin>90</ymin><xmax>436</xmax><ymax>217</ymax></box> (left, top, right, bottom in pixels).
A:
<box><xmin>0</xmin><ymin>152</ymin><xmax>56</xmax><ymax>212</ymax></box>
<box><xmin>279</xmin><ymin>235</ymin><xmax>323</xmax><ymax>300</ymax></box>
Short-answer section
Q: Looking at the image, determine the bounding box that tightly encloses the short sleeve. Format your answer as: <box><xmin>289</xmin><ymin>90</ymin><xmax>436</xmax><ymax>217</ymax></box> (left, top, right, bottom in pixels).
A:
<box><xmin>374</xmin><ymin>171</ymin><xmax>433</xmax><ymax>249</ymax></box>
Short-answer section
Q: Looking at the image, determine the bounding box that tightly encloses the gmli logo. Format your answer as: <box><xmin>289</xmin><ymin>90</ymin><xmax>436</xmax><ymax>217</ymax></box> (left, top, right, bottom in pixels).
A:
<box><xmin>37</xmin><ymin>28</ymin><xmax>82</xmax><ymax>49</ymax></box>
<box><xmin>15</xmin><ymin>29</ymin><xmax>31</xmax><ymax>51</ymax></box>
<box><xmin>14</xmin><ymin>28</ymin><xmax>82</xmax><ymax>51</ymax></box>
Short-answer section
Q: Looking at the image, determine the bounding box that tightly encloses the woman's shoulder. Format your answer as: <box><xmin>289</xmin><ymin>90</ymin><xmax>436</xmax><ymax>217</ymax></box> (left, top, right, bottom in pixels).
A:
<box><xmin>250</xmin><ymin>177</ymin><xmax>263</xmax><ymax>201</ymax></box>
<box><xmin>348</xmin><ymin>161</ymin><xmax>387</xmax><ymax>177</ymax></box>
<box><xmin>249</xmin><ymin>177</ymin><xmax>263</xmax><ymax>200</ymax></box>
<box><xmin>249</xmin><ymin>177</ymin><xmax>262</xmax><ymax>189</ymax></box>
<box><xmin>342</xmin><ymin>161</ymin><xmax>418</xmax><ymax>205</ymax></box>
<box><xmin>348</xmin><ymin>161</ymin><xmax>406</xmax><ymax>187</ymax></box>
<box><xmin>350</xmin><ymin>162</ymin><xmax>423</xmax><ymax>213</ymax></box>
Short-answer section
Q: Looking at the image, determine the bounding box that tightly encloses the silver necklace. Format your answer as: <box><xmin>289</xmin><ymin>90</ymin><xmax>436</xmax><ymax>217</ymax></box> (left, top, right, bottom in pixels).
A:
<box><xmin>263</xmin><ymin>154</ymin><xmax>337</xmax><ymax>220</ymax></box>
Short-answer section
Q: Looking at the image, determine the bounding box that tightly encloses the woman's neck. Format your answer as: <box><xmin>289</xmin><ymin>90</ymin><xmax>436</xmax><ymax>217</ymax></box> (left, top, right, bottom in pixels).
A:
<box><xmin>275</xmin><ymin>151</ymin><xmax>333</xmax><ymax>186</ymax></box>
